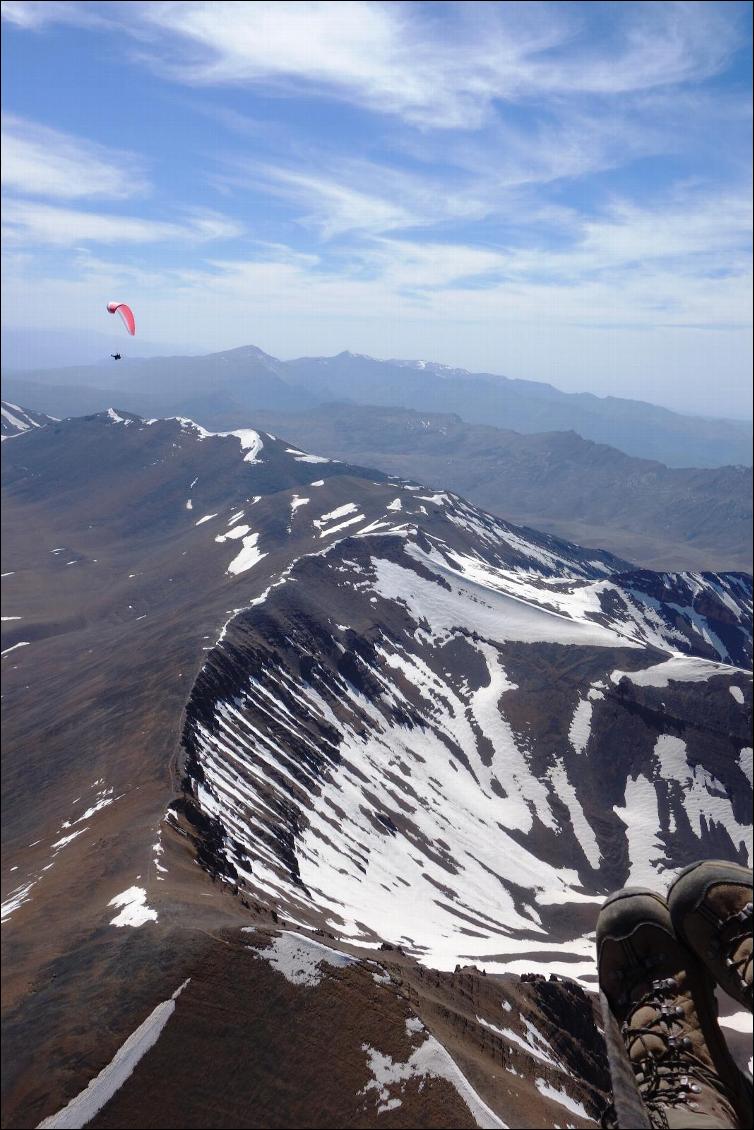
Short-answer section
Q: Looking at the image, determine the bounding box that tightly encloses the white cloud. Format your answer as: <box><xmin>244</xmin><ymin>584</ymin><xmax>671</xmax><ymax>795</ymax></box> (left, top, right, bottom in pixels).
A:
<box><xmin>1</xmin><ymin>1</ymin><xmax>66</xmax><ymax>26</ymax></box>
<box><xmin>218</xmin><ymin>153</ymin><xmax>496</xmax><ymax>241</ymax></box>
<box><xmin>363</xmin><ymin>238</ymin><xmax>509</xmax><ymax>290</ymax></box>
<box><xmin>484</xmin><ymin>190</ymin><xmax>753</xmax><ymax>285</ymax></box>
<box><xmin>8</xmin><ymin>186</ymin><xmax>749</xmax><ymax>330</ymax></box>
<box><xmin>579</xmin><ymin>195</ymin><xmax>752</xmax><ymax>267</ymax></box>
<box><xmin>137</xmin><ymin>1</ymin><xmax>742</xmax><ymax>128</ymax></box>
<box><xmin>1</xmin><ymin>198</ymin><xmax>244</xmax><ymax>246</ymax></box>
<box><xmin>233</xmin><ymin>117</ymin><xmax>652</xmax><ymax>246</ymax></box>
<box><xmin>1</xmin><ymin>115</ymin><xmax>149</xmax><ymax>200</ymax></box>
<box><xmin>540</xmin><ymin>1</ymin><xmax>742</xmax><ymax>96</ymax></box>
<box><xmin>0</xmin><ymin>1</ymin><xmax>106</xmax><ymax>29</ymax></box>
<box><xmin>251</xmin><ymin>167</ymin><xmax>416</xmax><ymax>238</ymax></box>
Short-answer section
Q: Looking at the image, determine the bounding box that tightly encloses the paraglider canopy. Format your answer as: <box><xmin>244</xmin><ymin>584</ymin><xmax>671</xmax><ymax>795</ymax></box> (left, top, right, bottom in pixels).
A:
<box><xmin>107</xmin><ymin>301</ymin><xmax>135</xmax><ymax>336</ymax></box>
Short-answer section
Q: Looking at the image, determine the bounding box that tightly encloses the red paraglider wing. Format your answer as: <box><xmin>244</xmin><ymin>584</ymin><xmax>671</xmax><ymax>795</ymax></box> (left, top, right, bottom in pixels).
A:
<box><xmin>106</xmin><ymin>301</ymin><xmax>136</xmax><ymax>336</ymax></box>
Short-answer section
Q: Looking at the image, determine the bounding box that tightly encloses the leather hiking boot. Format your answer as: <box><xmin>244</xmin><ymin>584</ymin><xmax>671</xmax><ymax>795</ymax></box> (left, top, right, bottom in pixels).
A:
<box><xmin>668</xmin><ymin>860</ymin><xmax>753</xmax><ymax>1012</ymax></box>
<box><xmin>597</xmin><ymin>887</ymin><xmax>751</xmax><ymax>1129</ymax></box>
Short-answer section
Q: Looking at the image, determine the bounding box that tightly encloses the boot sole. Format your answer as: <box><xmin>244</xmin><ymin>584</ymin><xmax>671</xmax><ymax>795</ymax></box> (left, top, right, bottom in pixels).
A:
<box><xmin>667</xmin><ymin>859</ymin><xmax>753</xmax><ymax>912</ymax></box>
<box><xmin>596</xmin><ymin>887</ymin><xmax>672</xmax><ymax>953</ymax></box>
<box><xmin>601</xmin><ymin>886</ymin><xmax>669</xmax><ymax>911</ymax></box>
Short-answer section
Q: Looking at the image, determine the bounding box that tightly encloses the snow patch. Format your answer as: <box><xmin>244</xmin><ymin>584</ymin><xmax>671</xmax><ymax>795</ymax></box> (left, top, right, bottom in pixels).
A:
<box><xmin>108</xmin><ymin>887</ymin><xmax>157</xmax><ymax>928</ymax></box>
<box><xmin>245</xmin><ymin>930</ymin><xmax>358</xmax><ymax>986</ymax></box>
<box><xmin>534</xmin><ymin>1078</ymin><xmax>589</xmax><ymax>1120</ymax></box>
<box><xmin>718</xmin><ymin>1011</ymin><xmax>753</xmax><ymax>1035</ymax></box>
<box><xmin>227</xmin><ymin>531</ymin><xmax>267</xmax><ymax>575</ymax></box>
<box><xmin>613</xmin><ymin>773</ymin><xmax>663</xmax><ymax>887</ymax></box>
<box><xmin>611</xmin><ymin>656</ymin><xmax>743</xmax><ymax>688</ymax></box>
<box><xmin>314</xmin><ymin>503</ymin><xmax>358</xmax><ymax>528</ymax></box>
<box><xmin>285</xmin><ymin>446</ymin><xmax>332</xmax><ymax>464</ymax></box>
<box><xmin>360</xmin><ymin>1036</ymin><xmax>508</xmax><ymax>1127</ymax></box>
<box><xmin>568</xmin><ymin>698</ymin><xmax>593</xmax><ymax>755</ymax></box>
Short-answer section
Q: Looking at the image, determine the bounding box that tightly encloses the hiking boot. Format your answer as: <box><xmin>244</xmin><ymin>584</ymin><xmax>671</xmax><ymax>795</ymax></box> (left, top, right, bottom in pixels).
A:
<box><xmin>597</xmin><ymin>887</ymin><xmax>751</xmax><ymax>1129</ymax></box>
<box><xmin>668</xmin><ymin>860</ymin><xmax>753</xmax><ymax>1011</ymax></box>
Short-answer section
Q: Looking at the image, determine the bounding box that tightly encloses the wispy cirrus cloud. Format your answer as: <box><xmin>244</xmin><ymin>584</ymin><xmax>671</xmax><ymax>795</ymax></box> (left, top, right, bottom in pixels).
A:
<box><xmin>5</xmin><ymin>194</ymin><xmax>746</xmax><ymax>336</ymax></box>
<box><xmin>1</xmin><ymin>115</ymin><xmax>150</xmax><ymax>200</ymax></box>
<box><xmin>137</xmin><ymin>1</ymin><xmax>743</xmax><ymax>128</ymax></box>
<box><xmin>0</xmin><ymin>0</ymin><xmax>108</xmax><ymax>29</ymax></box>
<box><xmin>1</xmin><ymin>198</ymin><xmax>244</xmax><ymax>246</ymax></box>
<box><xmin>216</xmin><ymin>155</ymin><xmax>492</xmax><ymax>240</ymax></box>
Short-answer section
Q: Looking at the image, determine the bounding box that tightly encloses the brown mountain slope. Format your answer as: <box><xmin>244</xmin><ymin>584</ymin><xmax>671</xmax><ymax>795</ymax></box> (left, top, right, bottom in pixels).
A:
<box><xmin>2</xmin><ymin>412</ymin><xmax>750</xmax><ymax>1129</ymax></box>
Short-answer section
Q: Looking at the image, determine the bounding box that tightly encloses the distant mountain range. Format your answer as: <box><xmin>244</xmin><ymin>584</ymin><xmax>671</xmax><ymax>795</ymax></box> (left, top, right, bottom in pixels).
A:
<box><xmin>4</xmin><ymin>395</ymin><xmax>750</xmax><ymax>572</ymax></box>
<box><xmin>3</xmin><ymin>343</ymin><xmax>751</xmax><ymax>467</ymax></box>
<box><xmin>2</xmin><ymin>407</ymin><xmax>750</xmax><ymax>1128</ymax></box>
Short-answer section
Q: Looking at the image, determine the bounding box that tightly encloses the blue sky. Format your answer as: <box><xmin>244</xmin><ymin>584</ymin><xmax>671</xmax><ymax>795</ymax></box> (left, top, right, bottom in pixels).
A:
<box><xmin>1</xmin><ymin>0</ymin><xmax>752</xmax><ymax>417</ymax></box>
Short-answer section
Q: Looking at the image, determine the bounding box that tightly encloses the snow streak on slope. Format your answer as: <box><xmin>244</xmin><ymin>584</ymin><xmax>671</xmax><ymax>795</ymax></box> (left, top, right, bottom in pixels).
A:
<box><xmin>37</xmin><ymin>980</ymin><xmax>190</xmax><ymax>1129</ymax></box>
<box><xmin>1</xmin><ymin>400</ymin><xmax>56</xmax><ymax>440</ymax></box>
<box><xmin>183</xmin><ymin>486</ymin><xmax>752</xmax><ymax>981</ymax></box>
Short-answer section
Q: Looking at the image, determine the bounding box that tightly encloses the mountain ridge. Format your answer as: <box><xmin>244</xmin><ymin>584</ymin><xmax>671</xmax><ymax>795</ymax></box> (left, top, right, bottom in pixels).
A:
<box><xmin>3</xmin><ymin>341</ymin><xmax>751</xmax><ymax>467</ymax></box>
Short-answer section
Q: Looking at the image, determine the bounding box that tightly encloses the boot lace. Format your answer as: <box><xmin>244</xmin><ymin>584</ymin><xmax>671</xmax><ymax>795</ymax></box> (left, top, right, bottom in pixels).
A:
<box><xmin>621</xmin><ymin>974</ymin><xmax>728</xmax><ymax>1117</ymax></box>
<box><xmin>717</xmin><ymin>901</ymin><xmax>753</xmax><ymax>989</ymax></box>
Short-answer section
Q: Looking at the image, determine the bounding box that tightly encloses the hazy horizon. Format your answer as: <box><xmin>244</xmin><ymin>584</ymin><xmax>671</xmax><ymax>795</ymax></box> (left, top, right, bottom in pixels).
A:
<box><xmin>3</xmin><ymin>324</ymin><xmax>753</xmax><ymax>424</ymax></box>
